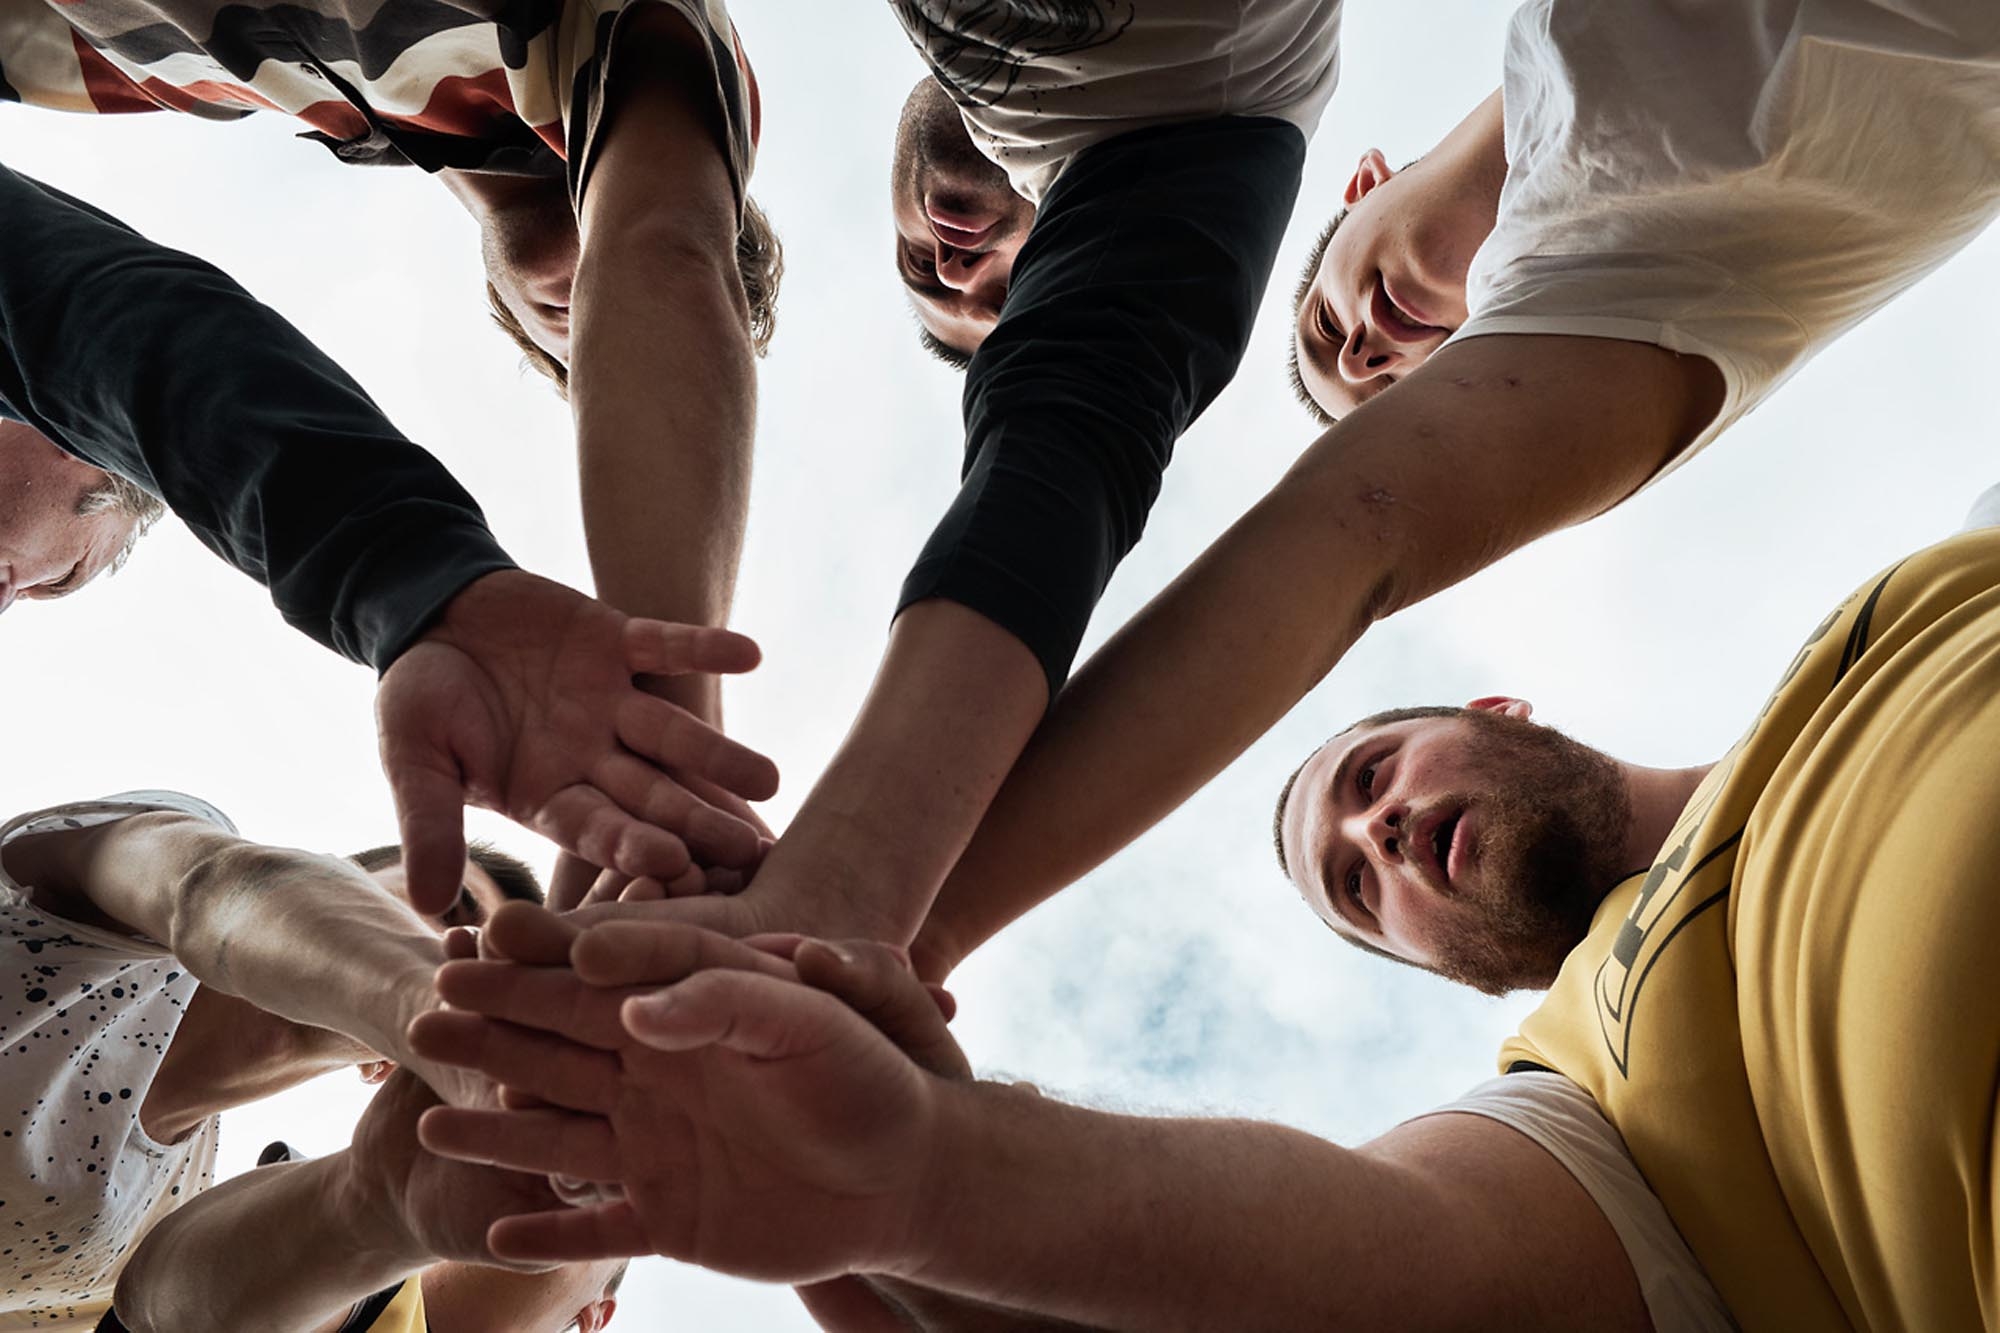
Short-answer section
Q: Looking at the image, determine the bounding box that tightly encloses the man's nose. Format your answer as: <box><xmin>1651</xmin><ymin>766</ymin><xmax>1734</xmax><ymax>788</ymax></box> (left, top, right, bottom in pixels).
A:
<box><xmin>1345</xmin><ymin>804</ymin><xmax>1409</xmax><ymax>862</ymax></box>
<box><xmin>1338</xmin><ymin>325</ymin><xmax>1403</xmax><ymax>384</ymax></box>
<box><xmin>933</xmin><ymin>244</ymin><xmax>994</xmax><ymax>293</ymax></box>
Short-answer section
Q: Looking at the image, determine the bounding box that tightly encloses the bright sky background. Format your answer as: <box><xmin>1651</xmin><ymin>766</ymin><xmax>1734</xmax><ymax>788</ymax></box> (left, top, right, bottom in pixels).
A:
<box><xmin>3</xmin><ymin>1</ymin><xmax>1996</xmax><ymax>1326</ymax></box>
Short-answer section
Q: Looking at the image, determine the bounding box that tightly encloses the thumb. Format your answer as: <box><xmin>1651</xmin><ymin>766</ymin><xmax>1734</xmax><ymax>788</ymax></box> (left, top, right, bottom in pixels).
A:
<box><xmin>621</xmin><ymin>971</ymin><xmax>839</xmax><ymax>1060</ymax></box>
<box><xmin>390</xmin><ymin>760</ymin><xmax>470</xmax><ymax>918</ymax></box>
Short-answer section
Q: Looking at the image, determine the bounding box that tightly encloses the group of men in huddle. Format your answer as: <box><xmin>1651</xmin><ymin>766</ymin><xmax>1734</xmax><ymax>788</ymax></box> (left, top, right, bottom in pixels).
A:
<box><xmin>2</xmin><ymin>0</ymin><xmax>1998</xmax><ymax>1326</ymax></box>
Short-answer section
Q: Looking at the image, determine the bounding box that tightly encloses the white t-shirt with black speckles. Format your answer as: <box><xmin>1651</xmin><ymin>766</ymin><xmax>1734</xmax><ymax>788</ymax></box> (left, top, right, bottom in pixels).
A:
<box><xmin>893</xmin><ymin>0</ymin><xmax>1344</xmax><ymax>204</ymax></box>
<box><xmin>0</xmin><ymin>793</ymin><xmax>233</xmax><ymax>1331</ymax></box>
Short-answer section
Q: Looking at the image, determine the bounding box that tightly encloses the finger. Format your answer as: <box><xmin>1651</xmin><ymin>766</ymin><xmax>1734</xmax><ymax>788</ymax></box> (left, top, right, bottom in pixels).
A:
<box><xmin>620</xmin><ymin>969</ymin><xmax>844</xmax><ymax>1060</ymax></box>
<box><xmin>570</xmin><ymin>921</ymin><xmax>797</xmax><ymax>989</ymax></box>
<box><xmin>582</xmin><ymin>868</ymin><xmax>638</xmax><ymax>908</ymax></box>
<box><xmin>547</xmin><ymin>853</ymin><xmax>602</xmax><ymax>914</ymax></box>
<box><xmin>408</xmin><ymin>1010</ymin><xmax>623</xmax><ymax>1112</ymax></box>
<box><xmin>533</xmin><ymin>785</ymin><xmax>692</xmax><ymax>884</ymax></box>
<box><xmin>614</xmin><ymin>693</ymin><xmax>780</xmax><ymax>804</ymax></box>
<box><xmin>442</xmin><ymin>926</ymin><xmax>481</xmax><ymax>962</ymax></box>
<box><xmin>419</xmin><ymin>1105</ymin><xmax>621</xmax><ymax>1181</ymax></box>
<box><xmin>386</xmin><ymin>759</ymin><xmax>471</xmax><ymax>918</ymax></box>
<box><xmin>698</xmin><ymin>866</ymin><xmax>746</xmax><ymax>895</ymax></box>
<box><xmin>488</xmin><ymin>1199</ymin><xmax>656</xmax><ymax>1265</ymax></box>
<box><xmin>434</xmin><ymin>959</ymin><xmax>634</xmax><ymax>1048</ymax></box>
<box><xmin>927</xmin><ymin>985</ymin><xmax>958</xmax><ymax>1024</ymax></box>
<box><xmin>480</xmin><ymin>901</ymin><xmax>584</xmax><ymax>967</ymax></box>
<box><xmin>590</xmin><ymin>749</ymin><xmax>763</xmax><ymax>868</ymax></box>
<box><xmin>742</xmin><ymin>933</ymin><xmax>807</xmax><ymax>961</ymax></box>
<box><xmin>658</xmin><ymin>866</ymin><xmax>708</xmax><ymax>898</ymax></box>
<box><xmin>622</xmin><ymin>619</ymin><xmax>762</xmax><ymax>679</ymax></box>
<box><xmin>795</xmin><ymin>940</ymin><xmax>972</xmax><ymax>1080</ymax></box>
<box><xmin>678</xmin><ymin>771</ymin><xmax>778</xmax><ymax>842</ymax></box>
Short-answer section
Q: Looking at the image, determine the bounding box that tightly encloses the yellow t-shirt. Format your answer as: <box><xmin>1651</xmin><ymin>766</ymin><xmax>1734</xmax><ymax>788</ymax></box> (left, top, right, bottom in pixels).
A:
<box><xmin>340</xmin><ymin>1277</ymin><xmax>425</xmax><ymax>1333</ymax></box>
<box><xmin>1502</xmin><ymin>525</ymin><xmax>2000</xmax><ymax>1332</ymax></box>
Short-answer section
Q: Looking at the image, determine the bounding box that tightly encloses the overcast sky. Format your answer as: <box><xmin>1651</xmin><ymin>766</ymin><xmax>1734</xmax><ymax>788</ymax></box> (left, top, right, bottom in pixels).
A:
<box><xmin>3</xmin><ymin>1</ymin><xmax>1996</xmax><ymax>1326</ymax></box>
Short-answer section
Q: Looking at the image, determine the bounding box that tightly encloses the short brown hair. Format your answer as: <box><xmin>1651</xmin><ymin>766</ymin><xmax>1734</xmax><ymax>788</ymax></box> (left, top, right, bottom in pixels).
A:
<box><xmin>487</xmin><ymin>195</ymin><xmax>784</xmax><ymax>398</ymax></box>
<box><xmin>347</xmin><ymin>839</ymin><xmax>546</xmax><ymax>918</ymax></box>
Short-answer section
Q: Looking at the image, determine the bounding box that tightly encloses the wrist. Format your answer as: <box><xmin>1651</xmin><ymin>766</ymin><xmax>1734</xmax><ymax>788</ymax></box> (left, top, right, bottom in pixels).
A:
<box><xmin>752</xmin><ymin>821</ymin><xmax>925</xmax><ymax>945</ymax></box>
<box><xmin>323</xmin><ymin>1151</ymin><xmax>432</xmax><ymax>1275</ymax></box>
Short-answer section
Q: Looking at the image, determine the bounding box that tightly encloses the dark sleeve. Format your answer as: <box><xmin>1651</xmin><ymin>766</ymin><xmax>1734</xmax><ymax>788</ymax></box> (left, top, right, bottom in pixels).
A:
<box><xmin>897</xmin><ymin>116</ymin><xmax>1306</xmax><ymax>696</ymax></box>
<box><xmin>0</xmin><ymin>162</ymin><xmax>518</xmax><ymax>671</ymax></box>
<box><xmin>334</xmin><ymin>1279</ymin><xmax>413</xmax><ymax>1333</ymax></box>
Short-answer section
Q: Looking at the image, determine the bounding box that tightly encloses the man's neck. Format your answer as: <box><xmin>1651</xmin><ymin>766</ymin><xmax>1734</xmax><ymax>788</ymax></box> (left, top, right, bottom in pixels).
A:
<box><xmin>1431</xmin><ymin>89</ymin><xmax>1510</xmax><ymax>246</ymax></box>
<box><xmin>1617</xmin><ymin>760</ymin><xmax>1717</xmax><ymax>875</ymax></box>
<box><xmin>141</xmin><ymin>988</ymin><xmax>367</xmax><ymax>1143</ymax></box>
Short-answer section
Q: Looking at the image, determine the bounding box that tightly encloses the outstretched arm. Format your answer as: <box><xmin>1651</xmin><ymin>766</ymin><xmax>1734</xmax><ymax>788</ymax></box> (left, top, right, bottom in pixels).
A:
<box><xmin>111</xmin><ymin>1065</ymin><xmax>576</xmax><ymax>1333</ymax></box>
<box><xmin>410</xmin><ymin>939</ymin><xmax>1648</xmax><ymax>1331</ymax></box>
<box><xmin>4</xmin><ymin>812</ymin><xmax>469</xmax><ymax>1099</ymax></box>
<box><xmin>0</xmin><ymin>161</ymin><xmax>777</xmax><ymax>913</ymax></box>
<box><xmin>570</xmin><ymin>6</ymin><xmax>758</xmax><ymax>725</ymax></box>
<box><xmin>584</xmin><ymin>116</ymin><xmax>1308</xmax><ymax>931</ymax></box>
<box><xmin>109</xmin><ymin>1150</ymin><xmax>418</xmax><ymax>1333</ymax></box>
<box><xmin>912</xmin><ymin>331</ymin><xmax>1724</xmax><ymax>976</ymax></box>
<box><xmin>0</xmin><ymin>161</ymin><xmax>513</xmax><ymax>669</ymax></box>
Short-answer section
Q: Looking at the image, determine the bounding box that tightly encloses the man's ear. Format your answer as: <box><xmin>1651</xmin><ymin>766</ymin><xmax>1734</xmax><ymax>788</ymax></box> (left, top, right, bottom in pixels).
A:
<box><xmin>358</xmin><ymin>1059</ymin><xmax>395</xmax><ymax>1086</ymax></box>
<box><xmin>574</xmin><ymin>1297</ymin><xmax>616</xmax><ymax>1332</ymax></box>
<box><xmin>1343</xmin><ymin>148</ymin><xmax>1396</xmax><ymax>207</ymax></box>
<box><xmin>1465</xmin><ymin>695</ymin><xmax>1533</xmax><ymax>720</ymax></box>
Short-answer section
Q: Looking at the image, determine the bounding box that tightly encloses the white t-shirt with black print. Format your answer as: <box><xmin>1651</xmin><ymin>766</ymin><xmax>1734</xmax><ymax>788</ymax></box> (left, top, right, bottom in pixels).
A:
<box><xmin>892</xmin><ymin>0</ymin><xmax>1343</xmax><ymax>202</ymax></box>
<box><xmin>0</xmin><ymin>794</ymin><xmax>232</xmax><ymax>1331</ymax></box>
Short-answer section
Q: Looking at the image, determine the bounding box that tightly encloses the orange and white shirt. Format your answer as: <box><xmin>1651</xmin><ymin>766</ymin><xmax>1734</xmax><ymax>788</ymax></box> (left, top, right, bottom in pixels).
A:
<box><xmin>0</xmin><ymin>0</ymin><xmax>758</xmax><ymax>206</ymax></box>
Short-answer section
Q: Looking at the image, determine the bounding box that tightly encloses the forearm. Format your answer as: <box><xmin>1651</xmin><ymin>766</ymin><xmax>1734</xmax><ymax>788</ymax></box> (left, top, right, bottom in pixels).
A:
<box><xmin>860</xmin><ymin>1278</ymin><xmax>1104</xmax><ymax>1332</ymax></box>
<box><xmin>114</xmin><ymin>1154</ymin><xmax>420</xmax><ymax>1333</ymax></box>
<box><xmin>569</xmin><ymin>12</ymin><xmax>755</xmax><ymax>724</ymax></box>
<box><xmin>61</xmin><ymin>816</ymin><xmax>444</xmax><ymax>1066</ymax></box>
<box><xmin>752</xmin><ymin>600</ymin><xmax>1046</xmax><ymax>943</ymax></box>
<box><xmin>0</xmin><ymin>164</ymin><xmax>515</xmax><ymax>669</ymax></box>
<box><xmin>899</xmin><ymin>1083</ymin><xmax>1426</xmax><ymax>1331</ymax></box>
<box><xmin>915</xmin><ymin>336</ymin><xmax>1716</xmax><ymax>976</ymax></box>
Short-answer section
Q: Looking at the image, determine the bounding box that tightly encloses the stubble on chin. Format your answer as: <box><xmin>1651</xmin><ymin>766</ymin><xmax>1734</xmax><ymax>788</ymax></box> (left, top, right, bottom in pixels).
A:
<box><xmin>1425</xmin><ymin>720</ymin><xmax>1632</xmax><ymax>996</ymax></box>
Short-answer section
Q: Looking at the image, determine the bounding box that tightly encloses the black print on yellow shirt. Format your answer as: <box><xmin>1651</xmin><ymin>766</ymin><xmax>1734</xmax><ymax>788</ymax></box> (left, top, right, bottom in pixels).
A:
<box><xmin>1588</xmin><ymin>565</ymin><xmax>1898</xmax><ymax>1078</ymax></box>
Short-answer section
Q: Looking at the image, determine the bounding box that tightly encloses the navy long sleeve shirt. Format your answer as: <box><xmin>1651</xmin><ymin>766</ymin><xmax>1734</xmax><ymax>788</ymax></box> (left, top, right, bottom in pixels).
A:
<box><xmin>0</xmin><ymin>163</ymin><xmax>516</xmax><ymax>671</ymax></box>
<box><xmin>898</xmin><ymin>116</ymin><xmax>1307</xmax><ymax>697</ymax></box>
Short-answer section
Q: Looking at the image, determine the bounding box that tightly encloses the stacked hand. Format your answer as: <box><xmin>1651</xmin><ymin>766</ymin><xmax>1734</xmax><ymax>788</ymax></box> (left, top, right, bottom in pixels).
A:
<box><xmin>406</xmin><ymin>906</ymin><xmax>968</xmax><ymax>1284</ymax></box>
<box><xmin>376</xmin><ymin>570</ymin><xmax>780</xmax><ymax>915</ymax></box>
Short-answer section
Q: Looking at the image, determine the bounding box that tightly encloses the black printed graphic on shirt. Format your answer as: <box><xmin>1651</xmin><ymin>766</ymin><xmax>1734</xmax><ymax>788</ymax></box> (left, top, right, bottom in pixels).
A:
<box><xmin>892</xmin><ymin>1</ymin><xmax>1137</xmax><ymax>106</ymax></box>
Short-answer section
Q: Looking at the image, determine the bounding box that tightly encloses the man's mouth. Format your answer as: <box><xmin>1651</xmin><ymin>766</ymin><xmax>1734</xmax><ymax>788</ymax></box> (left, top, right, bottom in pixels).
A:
<box><xmin>1372</xmin><ymin>274</ymin><xmax>1450</xmax><ymax>344</ymax></box>
<box><xmin>925</xmin><ymin>201</ymin><xmax>1000</xmax><ymax>250</ymax></box>
<box><xmin>1427</xmin><ymin>807</ymin><xmax>1465</xmax><ymax>890</ymax></box>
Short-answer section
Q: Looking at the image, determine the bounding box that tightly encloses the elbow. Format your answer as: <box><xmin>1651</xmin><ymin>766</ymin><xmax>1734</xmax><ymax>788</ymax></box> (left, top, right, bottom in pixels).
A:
<box><xmin>163</xmin><ymin>840</ymin><xmax>301</xmax><ymax>981</ymax></box>
<box><xmin>1359</xmin><ymin>566</ymin><xmax>1409</xmax><ymax>630</ymax></box>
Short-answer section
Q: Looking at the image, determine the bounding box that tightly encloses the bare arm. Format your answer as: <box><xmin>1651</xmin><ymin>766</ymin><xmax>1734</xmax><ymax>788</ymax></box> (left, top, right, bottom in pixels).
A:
<box><xmin>412</xmin><ymin>949</ymin><xmax>1650</xmax><ymax>1331</ymax></box>
<box><xmin>111</xmin><ymin>1150</ymin><xmax>415</xmax><ymax>1333</ymax></box>
<box><xmin>2</xmin><ymin>815</ymin><xmax>459</xmax><ymax>1091</ymax></box>
<box><xmin>901</xmin><ymin>1098</ymin><xmax>1649</xmax><ymax>1332</ymax></box>
<box><xmin>913</xmin><ymin>333</ymin><xmax>1724</xmax><ymax>976</ymax></box>
<box><xmin>571</xmin><ymin>8</ymin><xmax>755</xmax><ymax>730</ymax></box>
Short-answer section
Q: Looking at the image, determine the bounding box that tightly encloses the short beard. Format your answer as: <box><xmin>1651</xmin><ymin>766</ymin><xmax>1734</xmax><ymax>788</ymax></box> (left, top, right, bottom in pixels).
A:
<box><xmin>1424</xmin><ymin>712</ymin><xmax>1634</xmax><ymax>997</ymax></box>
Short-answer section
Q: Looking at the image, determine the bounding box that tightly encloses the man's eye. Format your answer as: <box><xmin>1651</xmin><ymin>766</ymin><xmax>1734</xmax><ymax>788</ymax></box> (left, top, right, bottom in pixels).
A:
<box><xmin>1345</xmin><ymin>867</ymin><xmax>1368</xmax><ymax>916</ymax></box>
<box><xmin>1358</xmin><ymin>764</ymin><xmax>1377</xmax><ymax>796</ymax></box>
<box><xmin>1318</xmin><ymin>300</ymin><xmax>1341</xmax><ymax>343</ymax></box>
